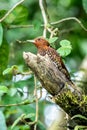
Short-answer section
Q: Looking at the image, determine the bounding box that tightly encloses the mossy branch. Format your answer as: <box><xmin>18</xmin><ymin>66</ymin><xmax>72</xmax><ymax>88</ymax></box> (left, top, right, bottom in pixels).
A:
<box><xmin>23</xmin><ymin>52</ymin><xmax>87</xmax><ymax>125</ymax></box>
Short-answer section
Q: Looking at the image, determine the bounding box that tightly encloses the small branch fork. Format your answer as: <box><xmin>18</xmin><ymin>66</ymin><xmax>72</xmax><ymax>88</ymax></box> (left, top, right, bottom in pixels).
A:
<box><xmin>20</xmin><ymin>76</ymin><xmax>42</xmax><ymax>129</ymax></box>
<box><xmin>8</xmin><ymin>17</ymin><xmax>87</xmax><ymax>32</ymax></box>
<box><xmin>0</xmin><ymin>0</ymin><xmax>87</xmax><ymax>128</ymax></box>
<box><xmin>0</xmin><ymin>0</ymin><xmax>86</xmax><ymax>35</ymax></box>
<box><xmin>51</xmin><ymin>17</ymin><xmax>87</xmax><ymax>32</ymax></box>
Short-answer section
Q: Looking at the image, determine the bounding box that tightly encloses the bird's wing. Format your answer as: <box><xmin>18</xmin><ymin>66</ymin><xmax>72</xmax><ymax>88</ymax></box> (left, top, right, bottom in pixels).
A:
<box><xmin>47</xmin><ymin>47</ymin><xmax>71</xmax><ymax>80</ymax></box>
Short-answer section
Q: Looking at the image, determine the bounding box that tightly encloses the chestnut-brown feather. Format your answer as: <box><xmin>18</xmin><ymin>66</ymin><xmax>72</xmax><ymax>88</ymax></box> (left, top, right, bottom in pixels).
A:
<box><xmin>34</xmin><ymin>38</ymin><xmax>71</xmax><ymax>81</ymax></box>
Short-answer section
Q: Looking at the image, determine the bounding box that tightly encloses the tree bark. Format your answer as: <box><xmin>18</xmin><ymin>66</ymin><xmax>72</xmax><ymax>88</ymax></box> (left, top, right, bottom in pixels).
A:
<box><xmin>23</xmin><ymin>52</ymin><xmax>87</xmax><ymax>125</ymax></box>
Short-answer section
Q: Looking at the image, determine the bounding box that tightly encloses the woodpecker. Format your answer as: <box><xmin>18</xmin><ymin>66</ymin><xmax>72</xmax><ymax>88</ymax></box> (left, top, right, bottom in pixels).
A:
<box><xmin>30</xmin><ymin>37</ymin><xmax>80</xmax><ymax>92</ymax></box>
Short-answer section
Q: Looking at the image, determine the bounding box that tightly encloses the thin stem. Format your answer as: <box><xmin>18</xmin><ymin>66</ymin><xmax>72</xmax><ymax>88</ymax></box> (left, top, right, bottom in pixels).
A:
<box><xmin>0</xmin><ymin>0</ymin><xmax>25</xmax><ymax>22</ymax></box>
<box><xmin>39</xmin><ymin>0</ymin><xmax>49</xmax><ymax>37</ymax></box>
<box><xmin>6</xmin><ymin>17</ymin><xmax>87</xmax><ymax>33</ymax></box>
<box><xmin>8</xmin><ymin>24</ymin><xmax>34</xmax><ymax>29</ymax></box>
<box><xmin>51</xmin><ymin>17</ymin><xmax>87</xmax><ymax>32</ymax></box>
<box><xmin>0</xmin><ymin>100</ymin><xmax>35</xmax><ymax>107</ymax></box>
<box><xmin>16</xmin><ymin>71</ymin><xmax>33</xmax><ymax>75</ymax></box>
<box><xmin>38</xmin><ymin>86</ymin><xmax>42</xmax><ymax>100</ymax></box>
<box><xmin>43</xmin><ymin>28</ymin><xmax>47</xmax><ymax>38</ymax></box>
<box><xmin>39</xmin><ymin>0</ymin><xmax>49</xmax><ymax>25</ymax></box>
<box><xmin>34</xmin><ymin>75</ymin><xmax>39</xmax><ymax>130</ymax></box>
<box><xmin>16</xmin><ymin>39</ymin><xmax>33</xmax><ymax>44</ymax></box>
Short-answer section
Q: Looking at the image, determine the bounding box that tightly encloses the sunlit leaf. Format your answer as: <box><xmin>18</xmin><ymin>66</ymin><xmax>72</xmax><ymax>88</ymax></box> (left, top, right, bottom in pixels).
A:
<box><xmin>48</xmin><ymin>37</ymin><xmax>58</xmax><ymax>43</ymax></box>
<box><xmin>8</xmin><ymin>88</ymin><xmax>17</xmax><ymax>97</ymax></box>
<box><xmin>0</xmin><ymin>38</ymin><xmax>9</xmax><ymax>81</ymax></box>
<box><xmin>5</xmin><ymin>5</ymin><xmax>28</xmax><ymax>24</ymax></box>
<box><xmin>3</xmin><ymin>65</ymin><xmax>18</xmax><ymax>75</ymax></box>
<box><xmin>3</xmin><ymin>68</ymin><xmax>12</xmax><ymax>75</ymax></box>
<box><xmin>82</xmin><ymin>0</ymin><xmax>87</xmax><ymax>14</ymax></box>
<box><xmin>0</xmin><ymin>86</ymin><xmax>8</xmax><ymax>95</ymax></box>
<box><xmin>0</xmin><ymin>111</ymin><xmax>7</xmax><ymax>130</ymax></box>
<box><xmin>57</xmin><ymin>39</ymin><xmax>72</xmax><ymax>57</ymax></box>
<box><xmin>60</xmin><ymin>39</ymin><xmax>71</xmax><ymax>47</ymax></box>
<box><xmin>47</xmin><ymin>37</ymin><xmax>58</xmax><ymax>49</ymax></box>
<box><xmin>0</xmin><ymin>23</ymin><xmax>3</xmax><ymax>46</ymax></box>
<box><xmin>57</xmin><ymin>47</ymin><xmax>71</xmax><ymax>57</ymax></box>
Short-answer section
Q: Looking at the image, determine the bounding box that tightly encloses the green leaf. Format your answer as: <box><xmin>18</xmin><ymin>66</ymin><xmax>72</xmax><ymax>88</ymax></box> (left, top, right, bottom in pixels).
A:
<box><xmin>46</xmin><ymin>37</ymin><xmax>58</xmax><ymax>49</ymax></box>
<box><xmin>0</xmin><ymin>111</ymin><xmax>7</xmax><ymax>130</ymax></box>
<box><xmin>57</xmin><ymin>47</ymin><xmax>71</xmax><ymax>57</ymax></box>
<box><xmin>3</xmin><ymin>65</ymin><xmax>18</xmax><ymax>75</ymax></box>
<box><xmin>0</xmin><ymin>23</ymin><xmax>3</xmax><ymax>46</ymax></box>
<box><xmin>0</xmin><ymin>86</ymin><xmax>8</xmax><ymax>95</ymax></box>
<box><xmin>5</xmin><ymin>5</ymin><xmax>28</xmax><ymax>24</ymax></box>
<box><xmin>8</xmin><ymin>88</ymin><xmax>17</xmax><ymax>97</ymax></box>
<box><xmin>48</xmin><ymin>37</ymin><xmax>58</xmax><ymax>43</ymax></box>
<box><xmin>49</xmin><ymin>42</ymin><xmax>56</xmax><ymax>49</ymax></box>
<box><xmin>57</xmin><ymin>39</ymin><xmax>72</xmax><ymax>57</ymax></box>
<box><xmin>38</xmin><ymin>120</ymin><xmax>46</xmax><ymax>130</ymax></box>
<box><xmin>0</xmin><ymin>38</ymin><xmax>9</xmax><ymax>81</ymax></box>
<box><xmin>60</xmin><ymin>39</ymin><xmax>71</xmax><ymax>47</ymax></box>
<box><xmin>82</xmin><ymin>0</ymin><xmax>87</xmax><ymax>14</ymax></box>
<box><xmin>3</xmin><ymin>68</ymin><xmax>13</xmax><ymax>75</ymax></box>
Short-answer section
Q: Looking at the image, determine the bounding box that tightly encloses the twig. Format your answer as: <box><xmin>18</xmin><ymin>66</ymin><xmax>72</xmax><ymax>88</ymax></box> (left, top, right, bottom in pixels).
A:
<box><xmin>12</xmin><ymin>114</ymin><xmax>36</xmax><ymax>129</ymax></box>
<box><xmin>39</xmin><ymin>0</ymin><xmax>49</xmax><ymax>37</ymax></box>
<box><xmin>6</xmin><ymin>18</ymin><xmax>87</xmax><ymax>33</ymax></box>
<box><xmin>16</xmin><ymin>71</ymin><xmax>33</xmax><ymax>75</ymax></box>
<box><xmin>0</xmin><ymin>100</ymin><xmax>35</xmax><ymax>107</ymax></box>
<box><xmin>8</xmin><ymin>24</ymin><xmax>34</xmax><ymax>29</ymax></box>
<box><xmin>0</xmin><ymin>0</ymin><xmax>25</xmax><ymax>22</ymax></box>
<box><xmin>39</xmin><ymin>0</ymin><xmax>49</xmax><ymax>26</ymax></box>
<box><xmin>34</xmin><ymin>75</ymin><xmax>39</xmax><ymax>130</ymax></box>
<box><xmin>16</xmin><ymin>39</ymin><xmax>33</xmax><ymax>44</ymax></box>
<box><xmin>38</xmin><ymin>86</ymin><xmax>42</xmax><ymax>99</ymax></box>
<box><xmin>21</xmin><ymin>117</ymin><xmax>36</xmax><ymax>126</ymax></box>
<box><xmin>49</xmin><ymin>28</ymin><xmax>59</xmax><ymax>38</ymax></box>
<box><xmin>51</xmin><ymin>17</ymin><xmax>87</xmax><ymax>32</ymax></box>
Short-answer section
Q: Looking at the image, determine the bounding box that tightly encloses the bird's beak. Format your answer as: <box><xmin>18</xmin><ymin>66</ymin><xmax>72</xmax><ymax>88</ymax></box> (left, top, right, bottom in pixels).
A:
<box><xmin>27</xmin><ymin>40</ymin><xmax>35</xmax><ymax>43</ymax></box>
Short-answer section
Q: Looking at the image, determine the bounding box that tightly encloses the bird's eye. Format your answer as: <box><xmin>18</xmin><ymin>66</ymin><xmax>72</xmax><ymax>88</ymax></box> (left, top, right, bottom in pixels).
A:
<box><xmin>38</xmin><ymin>38</ymin><xmax>41</xmax><ymax>41</ymax></box>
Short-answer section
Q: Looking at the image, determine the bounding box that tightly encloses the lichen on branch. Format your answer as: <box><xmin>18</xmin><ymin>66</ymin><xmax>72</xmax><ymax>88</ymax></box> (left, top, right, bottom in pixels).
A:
<box><xmin>23</xmin><ymin>52</ymin><xmax>87</xmax><ymax>125</ymax></box>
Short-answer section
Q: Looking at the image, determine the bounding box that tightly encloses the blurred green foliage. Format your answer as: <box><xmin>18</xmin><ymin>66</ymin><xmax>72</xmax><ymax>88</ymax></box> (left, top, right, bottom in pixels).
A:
<box><xmin>0</xmin><ymin>0</ymin><xmax>87</xmax><ymax>129</ymax></box>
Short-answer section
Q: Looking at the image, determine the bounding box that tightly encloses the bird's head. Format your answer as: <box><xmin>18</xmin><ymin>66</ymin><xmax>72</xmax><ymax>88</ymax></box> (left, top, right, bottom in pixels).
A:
<box><xmin>29</xmin><ymin>37</ymin><xmax>49</xmax><ymax>48</ymax></box>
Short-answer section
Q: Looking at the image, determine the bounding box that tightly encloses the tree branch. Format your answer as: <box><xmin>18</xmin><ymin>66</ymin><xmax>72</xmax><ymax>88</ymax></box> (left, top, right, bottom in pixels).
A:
<box><xmin>51</xmin><ymin>17</ymin><xmax>87</xmax><ymax>32</ymax></box>
<box><xmin>8</xmin><ymin>24</ymin><xmax>34</xmax><ymax>29</ymax></box>
<box><xmin>0</xmin><ymin>0</ymin><xmax>25</xmax><ymax>22</ymax></box>
<box><xmin>23</xmin><ymin>52</ymin><xmax>87</xmax><ymax>125</ymax></box>
<box><xmin>34</xmin><ymin>75</ymin><xmax>39</xmax><ymax>130</ymax></box>
<box><xmin>39</xmin><ymin>0</ymin><xmax>49</xmax><ymax>37</ymax></box>
<box><xmin>6</xmin><ymin>17</ymin><xmax>87</xmax><ymax>33</ymax></box>
<box><xmin>0</xmin><ymin>99</ymin><xmax>35</xmax><ymax>107</ymax></box>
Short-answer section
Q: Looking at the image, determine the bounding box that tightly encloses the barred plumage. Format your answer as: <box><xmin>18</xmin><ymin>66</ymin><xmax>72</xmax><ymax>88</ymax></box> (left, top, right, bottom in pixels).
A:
<box><xmin>31</xmin><ymin>37</ymin><xmax>80</xmax><ymax>92</ymax></box>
